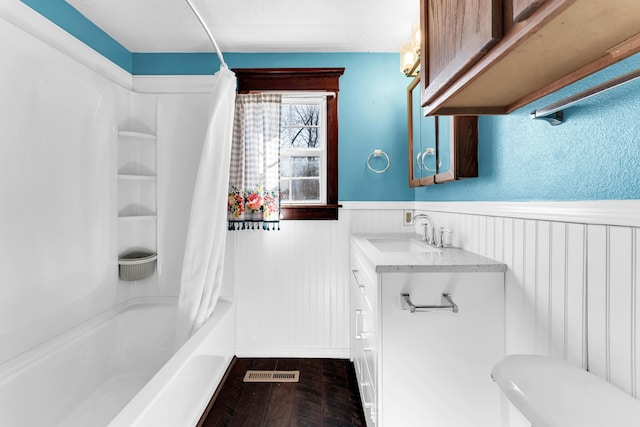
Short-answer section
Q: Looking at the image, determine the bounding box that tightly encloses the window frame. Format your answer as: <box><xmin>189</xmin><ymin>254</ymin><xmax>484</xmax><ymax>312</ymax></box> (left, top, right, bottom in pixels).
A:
<box><xmin>234</xmin><ymin>68</ymin><xmax>344</xmax><ymax>220</ymax></box>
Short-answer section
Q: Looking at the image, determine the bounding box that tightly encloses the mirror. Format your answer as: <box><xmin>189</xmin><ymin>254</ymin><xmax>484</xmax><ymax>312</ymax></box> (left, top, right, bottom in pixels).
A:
<box><xmin>408</xmin><ymin>76</ymin><xmax>434</xmax><ymax>186</ymax></box>
<box><xmin>407</xmin><ymin>75</ymin><xmax>479</xmax><ymax>187</ymax></box>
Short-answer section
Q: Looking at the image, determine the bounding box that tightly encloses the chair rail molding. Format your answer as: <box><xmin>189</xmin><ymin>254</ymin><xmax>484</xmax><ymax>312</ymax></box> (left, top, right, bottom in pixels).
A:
<box><xmin>340</xmin><ymin>201</ymin><xmax>416</xmax><ymax>210</ymax></box>
<box><xmin>414</xmin><ymin>200</ymin><xmax>640</xmax><ymax>228</ymax></box>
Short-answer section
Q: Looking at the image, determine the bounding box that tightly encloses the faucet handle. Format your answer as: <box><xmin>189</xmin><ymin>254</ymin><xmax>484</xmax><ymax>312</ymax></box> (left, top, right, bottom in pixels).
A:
<box><xmin>438</xmin><ymin>228</ymin><xmax>452</xmax><ymax>248</ymax></box>
<box><xmin>421</xmin><ymin>223</ymin><xmax>430</xmax><ymax>243</ymax></box>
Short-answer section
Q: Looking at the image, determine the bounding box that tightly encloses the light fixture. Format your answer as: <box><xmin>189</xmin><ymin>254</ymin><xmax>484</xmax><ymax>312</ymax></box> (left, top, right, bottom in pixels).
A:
<box><xmin>400</xmin><ymin>42</ymin><xmax>418</xmax><ymax>75</ymax></box>
<box><xmin>400</xmin><ymin>23</ymin><xmax>421</xmax><ymax>76</ymax></box>
<box><xmin>411</xmin><ymin>22</ymin><xmax>421</xmax><ymax>55</ymax></box>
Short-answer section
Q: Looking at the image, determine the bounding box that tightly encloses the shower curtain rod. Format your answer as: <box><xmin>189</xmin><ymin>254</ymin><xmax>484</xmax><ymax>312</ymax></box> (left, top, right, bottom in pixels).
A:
<box><xmin>185</xmin><ymin>0</ymin><xmax>227</xmax><ymax>69</ymax></box>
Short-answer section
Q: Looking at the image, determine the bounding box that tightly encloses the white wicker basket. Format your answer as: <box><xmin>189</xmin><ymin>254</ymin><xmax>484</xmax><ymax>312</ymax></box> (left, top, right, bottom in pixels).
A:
<box><xmin>118</xmin><ymin>250</ymin><xmax>157</xmax><ymax>281</ymax></box>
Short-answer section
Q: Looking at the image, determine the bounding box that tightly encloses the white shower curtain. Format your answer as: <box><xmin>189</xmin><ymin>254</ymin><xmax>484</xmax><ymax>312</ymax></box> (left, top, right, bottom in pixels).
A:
<box><xmin>174</xmin><ymin>66</ymin><xmax>237</xmax><ymax>348</ymax></box>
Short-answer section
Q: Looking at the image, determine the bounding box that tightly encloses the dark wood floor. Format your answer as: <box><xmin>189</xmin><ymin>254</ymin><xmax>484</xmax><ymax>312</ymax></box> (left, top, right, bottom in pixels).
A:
<box><xmin>199</xmin><ymin>358</ymin><xmax>367</xmax><ymax>427</ymax></box>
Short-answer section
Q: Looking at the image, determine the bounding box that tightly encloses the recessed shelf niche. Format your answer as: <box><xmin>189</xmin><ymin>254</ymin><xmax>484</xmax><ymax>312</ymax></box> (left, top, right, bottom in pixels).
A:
<box><xmin>117</xmin><ymin>129</ymin><xmax>157</xmax><ymax>280</ymax></box>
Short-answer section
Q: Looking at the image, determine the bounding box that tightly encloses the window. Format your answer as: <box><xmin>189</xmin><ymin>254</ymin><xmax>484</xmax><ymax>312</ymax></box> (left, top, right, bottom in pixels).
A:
<box><xmin>234</xmin><ymin>68</ymin><xmax>344</xmax><ymax>220</ymax></box>
<box><xmin>280</xmin><ymin>96</ymin><xmax>327</xmax><ymax>205</ymax></box>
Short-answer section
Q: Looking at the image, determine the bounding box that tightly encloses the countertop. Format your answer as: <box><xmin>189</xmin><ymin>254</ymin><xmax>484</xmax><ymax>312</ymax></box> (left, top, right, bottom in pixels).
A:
<box><xmin>351</xmin><ymin>233</ymin><xmax>507</xmax><ymax>273</ymax></box>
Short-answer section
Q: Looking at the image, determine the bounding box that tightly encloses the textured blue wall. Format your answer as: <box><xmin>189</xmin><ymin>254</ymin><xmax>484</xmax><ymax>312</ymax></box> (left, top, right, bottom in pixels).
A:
<box><xmin>135</xmin><ymin>52</ymin><xmax>415</xmax><ymax>201</ymax></box>
<box><xmin>20</xmin><ymin>0</ymin><xmax>640</xmax><ymax>201</ymax></box>
<box><xmin>415</xmin><ymin>53</ymin><xmax>640</xmax><ymax>201</ymax></box>
<box><xmin>230</xmin><ymin>54</ymin><xmax>414</xmax><ymax>201</ymax></box>
<box><xmin>20</xmin><ymin>0</ymin><xmax>414</xmax><ymax>201</ymax></box>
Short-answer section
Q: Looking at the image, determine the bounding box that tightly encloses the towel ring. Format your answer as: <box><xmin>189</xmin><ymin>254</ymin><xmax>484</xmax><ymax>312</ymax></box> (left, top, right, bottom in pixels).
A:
<box><xmin>367</xmin><ymin>149</ymin><xmax>390</xmax><ymax>173</ymax></box>
<box><xmin>421</xmin><ymin>149</ymin><xmax>437</xmax><ymax>172</ymax></box>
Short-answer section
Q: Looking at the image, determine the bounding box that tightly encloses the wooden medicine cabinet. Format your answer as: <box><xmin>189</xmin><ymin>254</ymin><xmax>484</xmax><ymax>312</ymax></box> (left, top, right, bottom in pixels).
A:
<box><xmin>408</xmin><ymin>75</ymin><xmax>478</xmax><ymax>188</ymax></box>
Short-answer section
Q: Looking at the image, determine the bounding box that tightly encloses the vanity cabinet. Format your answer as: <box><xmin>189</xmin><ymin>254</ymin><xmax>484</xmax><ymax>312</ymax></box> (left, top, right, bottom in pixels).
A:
<box><xmin>350</xmin><ymin>248</ymin><xmax>379</xmax><ymax>425</ymax></box>
<box><xmin>350</xmin><ymin>241</ymin><xmax>505</xmax><ymax>426</ymax></box>
<box><xmin>420</xmin><ymin>0</ymin><xmax>640</xmax><ymax>115</ymax></box>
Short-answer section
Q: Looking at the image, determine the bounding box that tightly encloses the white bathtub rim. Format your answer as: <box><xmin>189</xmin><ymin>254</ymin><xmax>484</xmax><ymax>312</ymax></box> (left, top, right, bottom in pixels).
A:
<box><xmin>109</xmin><ymin>297</ymin><xmax>235</xmax><ymax>427</ymax></box>
<box><xmin>0</xmin><ymin>296</ymin><xmax>177</xmax><ymax>382</ymax></box>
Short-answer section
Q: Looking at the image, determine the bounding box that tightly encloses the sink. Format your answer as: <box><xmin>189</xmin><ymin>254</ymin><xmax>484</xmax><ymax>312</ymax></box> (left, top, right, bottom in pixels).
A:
<box><xmin>367</xmin><ymin>237</ymin><xmax>442</xmax><ymax>253</ymax></box>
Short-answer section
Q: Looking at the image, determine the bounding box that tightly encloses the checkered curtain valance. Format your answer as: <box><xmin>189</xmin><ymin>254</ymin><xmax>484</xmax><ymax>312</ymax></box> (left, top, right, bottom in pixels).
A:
<box><xmin>227</xmin><ymin>93</ymin><xmax>282</xmax><ymax>230</ymax></box>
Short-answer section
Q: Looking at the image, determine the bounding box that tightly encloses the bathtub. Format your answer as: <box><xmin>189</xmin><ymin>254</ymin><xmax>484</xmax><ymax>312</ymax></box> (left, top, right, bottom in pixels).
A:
<box><xmin>0</xmin><ymin>296</ymin><xmax>235</xmax><ymax>427</ymax></box>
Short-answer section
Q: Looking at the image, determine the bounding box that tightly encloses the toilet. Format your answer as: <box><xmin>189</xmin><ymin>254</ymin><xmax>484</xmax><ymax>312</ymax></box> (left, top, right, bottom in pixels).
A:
<box><xmin>491</xmin><ymin>354</ymin><xmax>640</xmax><ymax>427</ymax></box>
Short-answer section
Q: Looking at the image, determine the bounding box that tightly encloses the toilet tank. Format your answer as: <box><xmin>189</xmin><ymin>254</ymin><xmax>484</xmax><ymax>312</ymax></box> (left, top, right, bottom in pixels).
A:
<box><xmin>491</xmin><ymin>355</ymin><xmax>640</xmax><ymax>427</ymax></box>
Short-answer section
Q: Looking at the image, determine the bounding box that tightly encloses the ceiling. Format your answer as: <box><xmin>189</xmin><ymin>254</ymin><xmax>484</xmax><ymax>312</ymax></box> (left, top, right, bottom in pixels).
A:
<box><xmin>65</xmin><ymin>0</ymin><xmax>419</xmax><ymax>53</ymax></box>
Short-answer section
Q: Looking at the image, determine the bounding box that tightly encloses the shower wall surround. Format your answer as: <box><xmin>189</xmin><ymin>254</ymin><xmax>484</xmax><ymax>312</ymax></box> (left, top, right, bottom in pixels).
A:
<box><xmin>0</xmin><ymin>4</ymin><xmax>229</xmax><ymax>363</ymax></box>
<box><xmin>0</xmin><ymin>7</ymin><xmax>127</xmax><ymax>362</ymax></box>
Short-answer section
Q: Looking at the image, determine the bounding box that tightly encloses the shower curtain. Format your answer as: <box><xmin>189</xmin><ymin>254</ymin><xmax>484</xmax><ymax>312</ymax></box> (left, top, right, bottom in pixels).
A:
<box><xmin>174</xmin><ymin>66</ymin><xmax>237</xmax><ymax>348</ymax></box>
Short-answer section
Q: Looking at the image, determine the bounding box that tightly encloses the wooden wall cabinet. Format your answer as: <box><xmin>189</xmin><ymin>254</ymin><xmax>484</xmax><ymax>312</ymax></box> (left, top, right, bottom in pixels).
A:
<box><xmin>422</xmin><ymin>0</ymin><xmax>502</xmax><ymax>106</ymax></box>
<box><xmin>420</xmin><ymin>0</ymin><xmax>640</xmax><ymax>115</ymax></box>
<box><xmin>408</xmin><ymin>75</ymin><xmax>478</xmax><ymax>188</ymax></box>
<box><xmin>512</xmin><ymin>0</ymin><xmax>547</xmax><ymax>22</ymax></box>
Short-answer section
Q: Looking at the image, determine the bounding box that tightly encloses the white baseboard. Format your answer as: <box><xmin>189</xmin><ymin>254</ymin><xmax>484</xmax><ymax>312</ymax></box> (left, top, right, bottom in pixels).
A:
<box><xmin>235</xmin><ymin>347</ymin><xmax>351</xmax><ymax>359</ymax></box>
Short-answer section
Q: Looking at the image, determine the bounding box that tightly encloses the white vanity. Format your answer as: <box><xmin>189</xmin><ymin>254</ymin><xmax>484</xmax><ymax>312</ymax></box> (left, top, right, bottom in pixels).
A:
<box><xmin>350</xmin><ymin>233</ymin><xmax>506</xmax><ymax>427</ymax></box>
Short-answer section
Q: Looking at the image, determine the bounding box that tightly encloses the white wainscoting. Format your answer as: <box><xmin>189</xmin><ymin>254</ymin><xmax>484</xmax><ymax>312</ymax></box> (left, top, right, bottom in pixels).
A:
<box><xmin>416</xmin><ymin>201</ymin><xmax>640</xmax><ymax>426</ymax></box>
<box><xmin>232</xmin><ymin>205</ymin><xmax>412</xmax><ymax>358</ymax></box>
<box><xmin>232</xmin><ymin>200</ymin><xmax>639</xmax><ymax>425</ymax></box>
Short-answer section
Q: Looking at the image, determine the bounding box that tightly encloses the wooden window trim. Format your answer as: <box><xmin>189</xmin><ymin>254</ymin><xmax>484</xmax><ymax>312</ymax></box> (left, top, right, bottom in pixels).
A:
<box><xmin>234</xmin><ymin>68</ymin><xmax>345</xmax><ymax>220</ymax></box>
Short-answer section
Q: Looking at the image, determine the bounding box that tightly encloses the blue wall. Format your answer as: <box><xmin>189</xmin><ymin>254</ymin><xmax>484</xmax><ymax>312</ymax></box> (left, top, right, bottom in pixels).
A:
<box><xmin>139</xmin><ymin>52</ymin><xmax>640</xmax><ymax>202</ymax></box>
<box><xmin>415</xmin><ymin>53</ymin><xmax>640</xmax><ymax>201</ymax></box>
<box><xmin>21</xmin><ymin>0</ymin><xmax>640</xmax><ymax>202</ymax></box>
<box><xmin>136</xmin><ymin>52</ymin><xmax>417</xmax><ymax>202</ymax></box>
<box><xmin>224</xmin><ymin>53</ymin><xmax>414</xmax><ymax>201</ymax></box>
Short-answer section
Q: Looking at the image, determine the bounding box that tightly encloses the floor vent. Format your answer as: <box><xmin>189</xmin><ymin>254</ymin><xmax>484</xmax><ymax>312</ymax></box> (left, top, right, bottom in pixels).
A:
<box><xmin>243</xmin><ymin>370</ymin><xmax>300</xmax><ymax>383</ymax></box>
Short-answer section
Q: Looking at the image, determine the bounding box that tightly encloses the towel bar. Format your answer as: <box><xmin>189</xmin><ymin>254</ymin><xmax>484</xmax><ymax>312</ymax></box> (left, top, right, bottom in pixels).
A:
<box><xmin>531</xmin><ymin>67</ymin><xmax>640</xmax><ymax>125</ymax></box>
<box><xmin>400</xmin><ymin>292</ymin><xmax>458</xmax><ymax>313</ymax></box>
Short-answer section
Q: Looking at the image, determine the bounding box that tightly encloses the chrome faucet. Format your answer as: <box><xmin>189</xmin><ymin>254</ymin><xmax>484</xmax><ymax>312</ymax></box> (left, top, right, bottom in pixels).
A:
<box><xmin>410</xmin><ymin>214</ymin><xmax>435</xmax><ymax>245</ymax></box>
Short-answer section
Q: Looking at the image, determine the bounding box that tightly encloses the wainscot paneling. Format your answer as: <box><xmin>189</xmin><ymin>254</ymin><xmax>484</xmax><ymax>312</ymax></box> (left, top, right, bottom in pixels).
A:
<box><xmin>231</xmin><ymin>200</ymin><xmax>639</xmax><ymax>425</ymax></box>
<box><xmin>416</xmin><ymin>201</ymin><xmax>640</xmax><ymax>426</ymax></box>
<box><xmin>231</xmin><ymin>204</ymin><xmax>412</xmax><ymax>358</ymax></box>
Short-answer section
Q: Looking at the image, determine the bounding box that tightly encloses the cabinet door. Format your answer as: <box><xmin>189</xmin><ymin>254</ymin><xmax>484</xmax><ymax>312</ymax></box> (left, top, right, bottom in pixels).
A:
<box><xmin>410</xmin><ymin>76</ymin><xmax>469</xmax><ymax>188</ymax></box>
<box><xmin>350</xmin><ymin>246</ymin><xmax>379</xmax><ymax>427</ymax></box>
<box><xmin>434</xmin><ymin>116</ymin><xmax>478</xmax><ymax>183</ymax></box>
<box><xmin>380</xmin><ymin>272</ymin><xmax>504</xmax><ymax>426</ymax></box>
<box><xmin>408</xmin><ymin>76</ymin><xmax>436</xmax><ymax>187</ymax></box>
<box><xmin>421</xmin><ymin>0</ymin><xmax>502</xmax><ymax>105</ymax></box>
